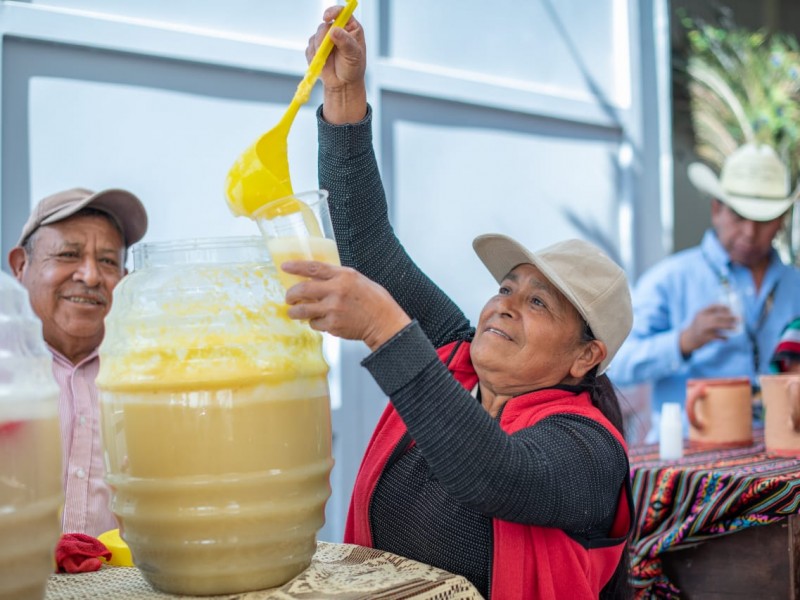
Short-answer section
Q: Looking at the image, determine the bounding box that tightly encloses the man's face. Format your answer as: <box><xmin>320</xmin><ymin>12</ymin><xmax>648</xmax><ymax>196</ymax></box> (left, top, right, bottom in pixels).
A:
<box><xmin>9</xmin><ymin>214</ymin><xmax>126</xmax><ymax>363</ymax></box>
<box><xmin>711</xmin><ymin>200</ymin><xmax>786</xmax><ymax>268</ymax></box>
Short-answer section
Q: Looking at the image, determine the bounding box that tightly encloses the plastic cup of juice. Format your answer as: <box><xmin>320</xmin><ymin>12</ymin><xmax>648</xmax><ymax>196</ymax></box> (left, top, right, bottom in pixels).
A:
<box><xmin>253</xmin><ymin>190</ymin><xmax>341</xmax><ymax>289</ymax></box>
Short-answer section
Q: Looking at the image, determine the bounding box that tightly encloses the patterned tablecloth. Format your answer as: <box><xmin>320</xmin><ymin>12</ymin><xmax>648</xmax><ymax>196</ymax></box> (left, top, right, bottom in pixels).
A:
<box><xmin>46</xmin><ymin>541</ymin><xmax>483</xmax><ymax>600</ymax></box>
<box><xmin>629</xmin><ymin>430</ymin><xmax>800</xmax><ymax>599</ymax></box>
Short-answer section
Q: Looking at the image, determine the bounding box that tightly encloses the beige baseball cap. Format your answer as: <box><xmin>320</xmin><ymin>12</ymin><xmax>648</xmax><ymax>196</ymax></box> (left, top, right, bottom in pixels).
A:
<box><xmin>472</xmin><ymin>234</ymin><xmax>632</xmax><ymax>374</ymax></box>
<box><xmin>688</xmin><ymin>143</ymin><xmax>798</xmax><ymax>222</ymax></box>
<box><xmin>18</xmin><ymin>187</ymin><xmax>148</xmax><ymax>248</ymax></box>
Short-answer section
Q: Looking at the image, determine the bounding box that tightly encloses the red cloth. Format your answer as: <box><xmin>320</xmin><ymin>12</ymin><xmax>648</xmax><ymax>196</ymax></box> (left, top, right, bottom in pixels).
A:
<box><xmin>0</xmin><ymin>421</ymin><xmax>24</xmax><ymax>435</ymax></box>
<box><xmin>55</xmin><ymin>533</ymin><xmax>111</xmax><ymax>573</ymax></box>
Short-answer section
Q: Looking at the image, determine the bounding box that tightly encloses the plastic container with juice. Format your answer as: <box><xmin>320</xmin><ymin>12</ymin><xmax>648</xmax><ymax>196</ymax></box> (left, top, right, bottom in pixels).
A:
<box><xmin>264</xmin><ymin>236</ymin><xmax>341</xmax><ymax>289</ymax></box>
<box><xmin>96</xmin><ymin>236</ymin><xmax>333</xmax><ymax>596</ymax></box>
<box><xmin>0</xmin><ymin>271</ymin><xmax>63</xmax><ymax>600</ymax></box>
<box><xmin>253</xmin><ymin>190</ymin><xmax>341</xmax><ymax>290</ymax></box>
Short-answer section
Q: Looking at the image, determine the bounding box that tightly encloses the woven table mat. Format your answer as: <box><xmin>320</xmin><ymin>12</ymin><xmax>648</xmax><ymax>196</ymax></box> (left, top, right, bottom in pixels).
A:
<box><xmin>46</xmin><ymin>541</ymin><xmax>483</xmax><ymax>600</ymax></box>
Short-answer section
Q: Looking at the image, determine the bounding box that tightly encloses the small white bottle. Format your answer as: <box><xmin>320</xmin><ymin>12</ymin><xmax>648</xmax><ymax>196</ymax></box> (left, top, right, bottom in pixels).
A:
<box><xmin>659</xmin><ymin>402</ymin><xmax>684</xmax><ymax>460</ymax></box>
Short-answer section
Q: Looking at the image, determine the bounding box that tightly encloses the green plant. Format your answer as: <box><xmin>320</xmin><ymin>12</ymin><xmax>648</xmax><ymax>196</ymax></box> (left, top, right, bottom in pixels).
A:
<box><xmin>678</xmin><ymin>12</ymin><xmax>800</xmax><ymax>185</ymax></box>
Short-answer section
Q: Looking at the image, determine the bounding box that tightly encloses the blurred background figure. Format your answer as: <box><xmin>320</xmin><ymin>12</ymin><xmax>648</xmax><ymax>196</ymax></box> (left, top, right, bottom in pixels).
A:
<box><xmin>610</xmin><ymin>145</ymin><xmax>800</xmax><ymax>441</ymax></box>
<box><xmin>611</xmin><ymin>9</ymin><xmax>800</xmax><ymax>442</ymax></box>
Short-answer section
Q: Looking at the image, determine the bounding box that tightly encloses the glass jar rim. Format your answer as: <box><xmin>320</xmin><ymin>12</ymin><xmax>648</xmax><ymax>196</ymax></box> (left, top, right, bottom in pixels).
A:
<box><xmin>133</xmin><ymin>235</ymin><xmax>271</xmax><ymax>270</ymax></box>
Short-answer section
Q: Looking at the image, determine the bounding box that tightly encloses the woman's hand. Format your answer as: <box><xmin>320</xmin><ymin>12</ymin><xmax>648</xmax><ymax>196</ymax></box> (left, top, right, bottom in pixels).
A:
<box><xmin>307</xmin><ymin>6</ymin><xmax>367</xmax><ymax>124</ymax></box>
<box><xmin>282</xmin><ymin>260</ymin><xmax>412</xmax><ymax>351</ymax></box>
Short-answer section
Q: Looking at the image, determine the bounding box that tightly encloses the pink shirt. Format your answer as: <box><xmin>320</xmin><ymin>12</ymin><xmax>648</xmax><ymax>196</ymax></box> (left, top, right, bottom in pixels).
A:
<box><xmin>50</xmin><ymin>346</ymin><xmax>118</xmax><ymax>537</ymax></box>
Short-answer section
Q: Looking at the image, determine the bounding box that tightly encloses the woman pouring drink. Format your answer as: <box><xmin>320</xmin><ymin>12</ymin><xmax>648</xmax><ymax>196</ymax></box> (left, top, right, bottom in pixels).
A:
<box><xmin>280</xmin><ymin>8</ymin><xmax>635</xmax><ymax>599</ymax></box>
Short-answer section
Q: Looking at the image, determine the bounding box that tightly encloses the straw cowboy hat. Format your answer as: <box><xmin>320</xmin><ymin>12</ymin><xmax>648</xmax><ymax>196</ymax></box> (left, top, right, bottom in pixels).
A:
<box><xmin>688</xmin><ymin>143</ymin><xmax>799</xmax><ymax>222</ymax></box>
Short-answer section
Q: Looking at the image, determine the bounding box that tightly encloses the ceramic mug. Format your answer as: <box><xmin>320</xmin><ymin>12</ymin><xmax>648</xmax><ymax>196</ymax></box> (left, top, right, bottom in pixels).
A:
<box><xmin>686</xmin><ymin>377</ymin><xmax>753</xmax><ymax>448</ymax></box>
<box><xmin>759</xmin><ymin>374</ymin><xmax>800</xmax><ymax>455</ymax></box>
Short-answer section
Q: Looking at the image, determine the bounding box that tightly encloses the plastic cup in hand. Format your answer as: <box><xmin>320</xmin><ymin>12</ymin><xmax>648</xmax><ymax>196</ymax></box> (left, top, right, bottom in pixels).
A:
<box><xmin>253</xmin><ymin>190</ymin><xmax>341</xmax><ymax>290</ymax></box>
<box><xmin>718</xmin><ymin>282</ymin><xmax>744</xmax><ymax>336</ymax></box>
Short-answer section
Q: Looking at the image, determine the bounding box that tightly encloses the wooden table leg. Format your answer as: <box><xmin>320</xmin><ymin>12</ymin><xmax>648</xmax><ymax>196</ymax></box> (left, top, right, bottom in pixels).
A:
<box><xmin>661</xmin><ymin>517</ymin><xmax>799</xmax><ymax>599</ymax></box>
<box><xmin>790</xmin><ymin>514</ymin><xmax>800</xmax><ymax>600</ymax></box>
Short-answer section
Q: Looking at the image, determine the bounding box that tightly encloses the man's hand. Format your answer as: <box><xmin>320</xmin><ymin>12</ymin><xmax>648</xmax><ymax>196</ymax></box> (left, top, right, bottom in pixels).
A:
<box><xmin>679</xmin><ymin>303</ymin><xmax>740</xmax><ymax>358</ymax></box>
<box><xmin>282</xmin><ymin>260</ymin><xmax>412</xmax><ymax>351</ymax></box>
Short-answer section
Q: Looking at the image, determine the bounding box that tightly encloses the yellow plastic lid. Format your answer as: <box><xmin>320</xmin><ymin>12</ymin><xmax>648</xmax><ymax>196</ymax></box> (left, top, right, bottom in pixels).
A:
<box><xmin>97</xmin><ymin>528</ymin><xmax>134</xmax><ymax>567</ymax></box>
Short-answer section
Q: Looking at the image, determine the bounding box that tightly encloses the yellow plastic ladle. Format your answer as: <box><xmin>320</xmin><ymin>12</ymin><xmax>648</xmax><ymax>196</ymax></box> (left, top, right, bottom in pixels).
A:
<box><xmin>225</xmin><ymin>0</ymin><xmax>359</xmax><ymax>219</ymax></box>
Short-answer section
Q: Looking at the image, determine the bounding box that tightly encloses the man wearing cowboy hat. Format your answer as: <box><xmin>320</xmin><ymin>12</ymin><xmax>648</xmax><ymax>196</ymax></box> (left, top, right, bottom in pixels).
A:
<box><xmin>609</xmin><ymin>144</ymin><xmax>800</xmax><ymax>441</ymax></box>
<box><xmin>8</xmin><ymin>187</ymin><xmax>148</xmax><ymax>535</ymax></box>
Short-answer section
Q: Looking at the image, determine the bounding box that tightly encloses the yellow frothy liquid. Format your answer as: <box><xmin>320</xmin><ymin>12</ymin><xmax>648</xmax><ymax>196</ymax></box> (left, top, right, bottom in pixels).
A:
<box><xmin>102</xmin><ymin>381</ymin><xmax>332</xmax><ymax>595</ymax></box>
<box><xmin>0</xmin><ymin>410</ymin><xmax>62</xmax><ymax>600</ymax></box>
<box><xmin>267</xmin><ymin>236</ymin><xmax>341</xmax><ymax>289</ymax></box>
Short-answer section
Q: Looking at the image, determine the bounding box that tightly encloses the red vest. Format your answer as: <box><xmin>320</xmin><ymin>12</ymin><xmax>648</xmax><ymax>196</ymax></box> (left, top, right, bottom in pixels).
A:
<box><xmin>344</xmin><ymin>341</ymin><xmax>632</xmax><ymax>599</ymax></box>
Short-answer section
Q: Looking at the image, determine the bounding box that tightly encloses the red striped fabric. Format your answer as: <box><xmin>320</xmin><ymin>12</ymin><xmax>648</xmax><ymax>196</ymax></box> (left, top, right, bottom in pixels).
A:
<box><xmin>50</xmin><ymin>347</ymin><xmax>117</xmax><ymax>537</ymax></box>
<box><xmin>629</xmin><ymin>431</ymin><xmax>800</xmax><ymax>598</ymax></box>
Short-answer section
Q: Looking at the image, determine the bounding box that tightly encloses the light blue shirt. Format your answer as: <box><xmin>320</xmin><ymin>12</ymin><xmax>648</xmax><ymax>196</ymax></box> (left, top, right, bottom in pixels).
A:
<box><xmin>609</xmin><ymin>230</ymin><xmax>800</xmax><ymax>415</ymax></box>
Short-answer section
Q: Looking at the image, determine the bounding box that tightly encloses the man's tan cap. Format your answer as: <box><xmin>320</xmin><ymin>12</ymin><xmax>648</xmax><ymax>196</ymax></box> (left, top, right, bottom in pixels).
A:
<box><xmin>18</xmin><ymin>187</ymin><xmax>148</xmax><ymax>248</ymax></box>
<box><xmin>472</xmin><ymin>234</ymin><xmax>633</xmax><ymax>374</ymax></box>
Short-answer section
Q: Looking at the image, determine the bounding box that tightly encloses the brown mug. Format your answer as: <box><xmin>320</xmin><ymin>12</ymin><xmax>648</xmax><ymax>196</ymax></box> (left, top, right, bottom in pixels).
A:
<box><xmin>686</xmin><ymin>377</ymin><xmax>753</xmax><ymax>448</ymax></box>
<box><xmin>759</xmin><ymin>374</ymin><xmax>800</xmax><ymax>455</ymax></box>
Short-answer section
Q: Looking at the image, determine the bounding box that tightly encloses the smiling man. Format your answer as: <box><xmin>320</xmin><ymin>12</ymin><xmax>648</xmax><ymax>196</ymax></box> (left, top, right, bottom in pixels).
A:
<box><xmin>8</xmin><ymin>188</ymin><xmax>147</xmax><ymax>536</ymax></box>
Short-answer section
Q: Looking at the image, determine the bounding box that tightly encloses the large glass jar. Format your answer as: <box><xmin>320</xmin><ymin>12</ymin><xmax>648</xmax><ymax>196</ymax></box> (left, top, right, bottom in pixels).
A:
<box><xmin>97</xmin><ymin>236</ymin><xmax>333</xmax><ymax>596</ymax></box>
<box><xmin>0</xmin><ymin>271</ymin><xmax>62</xmax><ymax>600</ymax></box>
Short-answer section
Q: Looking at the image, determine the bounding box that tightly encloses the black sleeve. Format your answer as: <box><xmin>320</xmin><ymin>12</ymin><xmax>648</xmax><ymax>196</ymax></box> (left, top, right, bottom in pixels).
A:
<box><xmin>363</xmin><ymin>321</ymin><xmax>628</xmax><ymax>530</ymax></box>
<box><xmin>317</xmin><ymin>105</ymin><xmax>474</xmax><ymax>348</ymax></box>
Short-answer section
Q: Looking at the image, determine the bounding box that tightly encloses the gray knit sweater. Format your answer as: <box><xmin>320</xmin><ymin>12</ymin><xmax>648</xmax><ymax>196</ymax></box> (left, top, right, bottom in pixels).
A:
<box><xmin>317</xmin><ymin>106</ymin><xmax>627</xmax><ymax>598</ymax></box>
